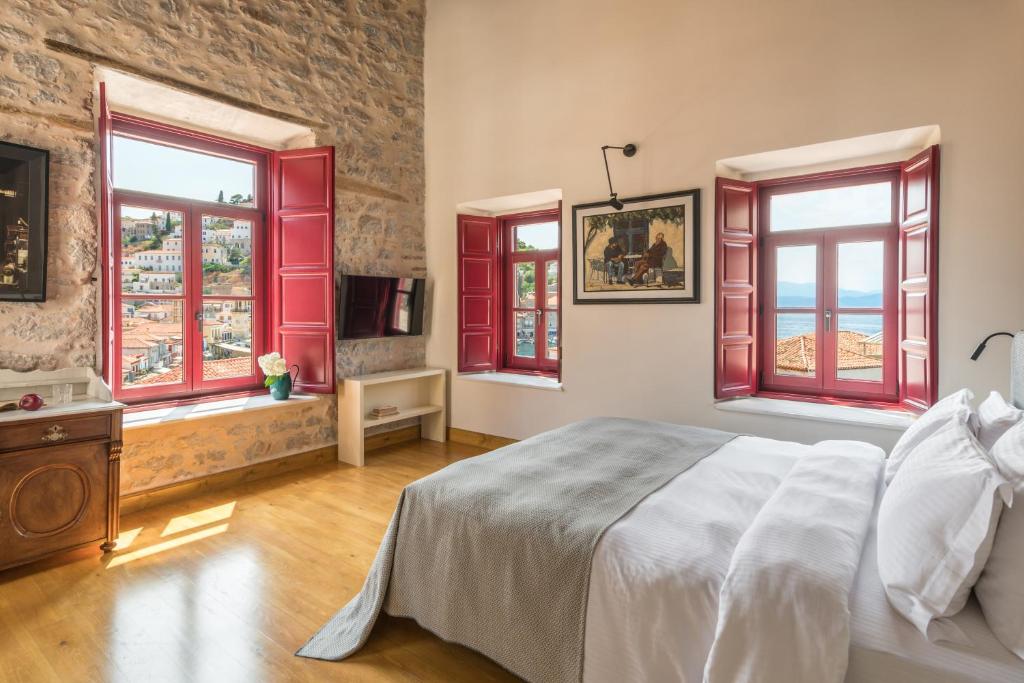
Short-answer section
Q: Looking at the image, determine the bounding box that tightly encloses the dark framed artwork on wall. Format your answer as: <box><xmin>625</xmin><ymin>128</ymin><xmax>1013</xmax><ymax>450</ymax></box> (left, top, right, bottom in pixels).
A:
<box><xmin>0</xmin><ymin>141</ymin><xmax>49</xmax><ymax>302</ymax></box>
<box><xmin>572</xmin><ymin>189</ymin><xmax>700</xmax><ymax>304</ymax></box>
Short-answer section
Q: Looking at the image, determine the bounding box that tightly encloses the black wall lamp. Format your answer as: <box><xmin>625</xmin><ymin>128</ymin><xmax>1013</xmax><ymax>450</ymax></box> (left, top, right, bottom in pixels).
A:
<box><xmin>601</xmin><ymin>143</ymin><xmax>637</xmax><ymax>210</ymax></box>
<box><xmin>970</xmin><ymin>331</ymin><xmax>1015</xmax><ymax>361</ymax></box>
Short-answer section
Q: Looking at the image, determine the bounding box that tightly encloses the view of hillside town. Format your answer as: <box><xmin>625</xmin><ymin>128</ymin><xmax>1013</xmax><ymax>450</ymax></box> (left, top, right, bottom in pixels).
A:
<box><xmin>120</xmin><ymin>205</ymin><xmax>254</xmax><ymax>388</ymax></box>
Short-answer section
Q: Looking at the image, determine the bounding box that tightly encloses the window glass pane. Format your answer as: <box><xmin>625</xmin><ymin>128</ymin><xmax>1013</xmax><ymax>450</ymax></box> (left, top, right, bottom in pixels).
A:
<box><xmin>120</xmin><ymin>207</ymin><xmax>184</xmax><ymax>295</ymax></box>
<box><xmin>770</xmin><ymin>181</ymin><xmax>891</xmax><ymax>231</ymax></box>
<box><xmin>838</xmin><ymin>241</ymin><xmax>883</xmax><ymax>308</ymax></box>
<box><xmin>837</xmin><ymin>314</ymin><xmax>883</xmax><ymax>382</ymax></box>
<box><xmin>776</xmin><ymin>244</ymin><xmax>816</xmax><ymax>308</ymax></box>
<box><xmin>545</xmin><ymin>260</ymin><xmax>559</xmax><ymax>307</ymax></box>
<box><xmin>514</xmin><ymin>262</ymin><xmax>536</xmax><ymax>307</ymax></box>
<box><xmin>202</xmin><ymin>300</ymin><xmax>253</xmax><ymax>380</ymax></box>
<box><xmin>775</xmin><ymin>313</ymin><xmax>816</xmax><ymax>377</ymax></box>
<box><xmin>514</xmin><ymin>311</ymin><xmax>535</xmax><ymax>358</ymax></box>
<box><xmin>121</xmin><ymin>299</ymin><xmax>184</xmax><ymax>388</ymax></box>
<box><xmin>113</xmin><ymin>135</ymin><xmax>255</xmax><ymax>207</ymax></box>
<box><xmin>546</xmin><ymin>314</ymin><xmax>559</xmax><ymax>361</ymax></box>
<box><xmin>515</xmin><ymin>221</ymin><xmax>559</xmax><ymax>251</ymax></box>
<box><xmin>201</xmin><ymin>216</ymin><xmax>252</xmax><ymax>295</ymax></box>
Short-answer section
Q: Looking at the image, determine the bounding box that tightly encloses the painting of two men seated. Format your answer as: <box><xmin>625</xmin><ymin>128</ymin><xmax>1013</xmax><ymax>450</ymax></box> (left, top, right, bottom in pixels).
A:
<box><xmin>573</xmin><ymin>190</ymin><xmax>700</xmax><ymax>304</ymax></box>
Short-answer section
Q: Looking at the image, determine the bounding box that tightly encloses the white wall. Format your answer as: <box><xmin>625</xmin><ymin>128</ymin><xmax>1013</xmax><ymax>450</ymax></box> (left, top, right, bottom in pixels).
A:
<box><xmin>424</xmin><ymin>0</ymin><xmax>1024</xmax><ymax>449</ymax></box>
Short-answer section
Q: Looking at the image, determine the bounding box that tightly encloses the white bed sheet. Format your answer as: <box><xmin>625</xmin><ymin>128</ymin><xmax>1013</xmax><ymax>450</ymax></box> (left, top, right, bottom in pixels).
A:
<box><xmin>583</xmin><ymin>435</ymin><xmax>1024</xmax><ymax>683</ymax></box>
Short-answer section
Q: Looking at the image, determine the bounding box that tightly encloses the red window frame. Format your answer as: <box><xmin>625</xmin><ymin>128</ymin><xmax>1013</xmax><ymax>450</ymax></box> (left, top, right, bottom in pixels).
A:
<box><xmin>760</xmin><ymin>170</ymin><xmax>900</xmax><ymax>402</ymax></box>
<box><xmin>105</xmin><ymin>111</ymin><xmax>271</xmax><ymax>404</ymax></box>
<box><xmin>715</xmin><ymin>149</ymin><xmax>939</xmax><ymax>412</ymax></box>
<box><xmin>500</xmin><ymin>210</ymin><xmax>561</xmax><ymax>376</ymax></box>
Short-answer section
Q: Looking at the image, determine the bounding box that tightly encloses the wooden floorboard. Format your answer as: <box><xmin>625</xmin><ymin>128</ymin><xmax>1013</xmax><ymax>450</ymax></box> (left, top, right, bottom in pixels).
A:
<box><xmin>0</xmin><ymin>439</ymin><xmax>521</xmax><ymax>683</ymax></box>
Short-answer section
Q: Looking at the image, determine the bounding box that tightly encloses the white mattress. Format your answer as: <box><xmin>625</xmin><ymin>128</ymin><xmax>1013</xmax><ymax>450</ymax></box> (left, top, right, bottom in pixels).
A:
<box><xmin>583</xmin><ymin>435</ymin><xmax>1024</xmax><ymax>683</ymax></box>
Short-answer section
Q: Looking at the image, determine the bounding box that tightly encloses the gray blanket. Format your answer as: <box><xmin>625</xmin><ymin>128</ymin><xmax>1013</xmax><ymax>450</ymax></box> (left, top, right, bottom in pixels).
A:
<box><xmin>297</xmin><ymin>417</ymin><xmax>734</xmax><ymax>682</ymax></box>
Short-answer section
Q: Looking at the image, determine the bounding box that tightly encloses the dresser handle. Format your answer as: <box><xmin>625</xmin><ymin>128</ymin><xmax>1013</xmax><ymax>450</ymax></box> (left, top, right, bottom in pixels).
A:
<box><xmin>41</xmin><ymin>425</ymin><xmax>68</xmax><ymax>442</ymax></box>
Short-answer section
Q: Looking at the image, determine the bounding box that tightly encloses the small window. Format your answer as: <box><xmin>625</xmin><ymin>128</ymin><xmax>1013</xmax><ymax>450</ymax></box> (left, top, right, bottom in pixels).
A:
<box><xmin>504</xmin><ymin>214</ymin><xmax>560</xmax><ymax>375</ymax></box>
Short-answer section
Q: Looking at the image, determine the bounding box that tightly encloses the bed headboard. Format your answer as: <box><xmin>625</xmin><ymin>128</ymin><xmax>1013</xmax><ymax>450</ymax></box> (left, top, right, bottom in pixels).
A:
<box><xmin>1013</xmin><ymin>331</ymin><xmax>1024</xmax><ymax>409</ymax></box>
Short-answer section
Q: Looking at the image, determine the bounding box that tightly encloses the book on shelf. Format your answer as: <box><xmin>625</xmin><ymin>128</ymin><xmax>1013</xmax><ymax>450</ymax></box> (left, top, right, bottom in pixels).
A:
<box><xmin>369</xmin><ymin>405</ymin><xmax>400</xmax><ymax>419</ymax></box>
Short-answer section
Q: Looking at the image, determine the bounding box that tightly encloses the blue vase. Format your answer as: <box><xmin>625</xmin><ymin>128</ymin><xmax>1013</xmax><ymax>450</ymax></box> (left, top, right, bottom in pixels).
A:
<box><xmin>269</xmin><ymin>373</ymin><xmax>292</xmax><ymax>400</ymax></box>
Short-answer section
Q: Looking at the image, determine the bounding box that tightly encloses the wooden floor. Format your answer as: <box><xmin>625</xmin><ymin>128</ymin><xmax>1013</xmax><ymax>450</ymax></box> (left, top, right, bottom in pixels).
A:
<box><xmin>0</xmin><ymin>440</ymin><xmax>521</xmax><ymax>683</ymax></box>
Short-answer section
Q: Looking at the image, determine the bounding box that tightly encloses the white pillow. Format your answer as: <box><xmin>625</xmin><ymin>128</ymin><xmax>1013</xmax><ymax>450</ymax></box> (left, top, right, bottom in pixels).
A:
<box><xmin>975</xmin><ymin>419</ymin><xmax>1024</xmax><ymax>660</ymax></box>
<box><xmin>877</xmin><ymin>419</ymin><xmax>1011</xmax><ymax>642</ymax></box>
<box><xmin>977</xmin><ymin>390</ymin><xmax>1024</xmax><ymax>451</ymax></box>
<box><xmin>885</xmin><ymin>388</ymin><xmax>976</xmax><ymax>484</ymax></box>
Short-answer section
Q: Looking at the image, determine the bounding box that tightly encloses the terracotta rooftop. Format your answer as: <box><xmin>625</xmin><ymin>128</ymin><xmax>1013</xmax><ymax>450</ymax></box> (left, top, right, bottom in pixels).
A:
<box><xmin>776</xmin><ymin>330</ymin><xmax>882</xmax><ymax>373</ymax></box>
<box><xmin>129</xmin><ymin>356</ymin><xmax>253</xmax><ymax>385</ymax></box>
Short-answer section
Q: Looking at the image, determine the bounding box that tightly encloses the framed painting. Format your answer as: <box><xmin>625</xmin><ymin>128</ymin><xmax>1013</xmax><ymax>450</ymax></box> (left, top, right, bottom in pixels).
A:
<box><xmin>572</xmin><ymin>189</ymin><xmax>700</xmax><ymax>304</ymax></box>
<box><xmin>0</xmin><ymin>141</ymin><xmax>49</xmax><ymax>302</ymax></box>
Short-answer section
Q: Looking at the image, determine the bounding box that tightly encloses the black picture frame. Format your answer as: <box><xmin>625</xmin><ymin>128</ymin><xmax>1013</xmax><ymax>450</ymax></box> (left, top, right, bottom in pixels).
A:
<box><xmin>572</xmin><ymin>188</ymin><xmax>701</xmax><ymax>305</ymax></box>
<box><xmin>0</xmin><ymin>140</ymin><xmax>49</xmax><ymax>302</ymax></box>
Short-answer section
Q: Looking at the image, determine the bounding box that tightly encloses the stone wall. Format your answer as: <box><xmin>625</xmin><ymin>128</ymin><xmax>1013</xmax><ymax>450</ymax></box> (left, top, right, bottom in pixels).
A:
<box><xmin>0</xmin><ymin>1</ymin><xmax>427</xmax><ymax>490</ymax></box>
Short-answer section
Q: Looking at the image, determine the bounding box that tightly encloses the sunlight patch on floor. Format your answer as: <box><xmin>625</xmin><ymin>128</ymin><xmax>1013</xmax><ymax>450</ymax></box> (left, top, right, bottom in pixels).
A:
<box><xmin>161</xmin><ymin>501</ymin><xmax>237</xmax><ymax>537</ymax></box>
<box><xmin>106</xmin><ymin>524</ymin><xmax>230</xmax><ymax>569</ymax></box>
<box><xmin>114</xmin><ymin>526</ymin><xmax>144</xmax><ymax>551</ymax></box>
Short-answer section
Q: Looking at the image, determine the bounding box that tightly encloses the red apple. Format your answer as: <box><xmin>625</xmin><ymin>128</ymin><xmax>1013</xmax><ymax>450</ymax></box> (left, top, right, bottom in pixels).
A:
<box><xmin>19</xmin><ymin>393</ymin><xmax>44</xmax><ymax>411</ymax></box>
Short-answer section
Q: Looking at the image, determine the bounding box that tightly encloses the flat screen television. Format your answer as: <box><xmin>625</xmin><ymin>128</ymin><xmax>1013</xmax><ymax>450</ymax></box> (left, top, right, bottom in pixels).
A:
<box><xmin>337</xmin><ymin>275</ymin><xmax>425</xmax><ymax>339</ymax></box>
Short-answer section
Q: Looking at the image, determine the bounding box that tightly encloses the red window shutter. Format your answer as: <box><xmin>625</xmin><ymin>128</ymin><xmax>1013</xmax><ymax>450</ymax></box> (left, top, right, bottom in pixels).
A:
<box><xmin>457</xmin><ymin>214</ymin><xmax>499</xmax><ymax>372</ymax></box>
<box><xmin>898</xmin><ymin>145</ymin><xmax>940</xmax><ymax>411</ymax></box>
<box><xmin>99</xmin><ymin>83</ymin><xmax>114</xmax><ymax>382</ymax></box>
<box><xmin>715</xmin><ymin>177</ymin><xmax>760</xmax><ymax>398</ymax></box>
<box><xmin>270</xmin><ymin>146</ymin><xmax>336</xmax><ymax>393</ymax></box>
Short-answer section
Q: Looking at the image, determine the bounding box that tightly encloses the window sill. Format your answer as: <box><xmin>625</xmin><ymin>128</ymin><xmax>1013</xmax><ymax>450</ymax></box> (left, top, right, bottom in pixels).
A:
<box><xmin>457</xmin><ymin>372</ymin><xmax>563</xmax><ymax>392</ymax></box>
<box><xmin>124</xmin><ymin>392</ymin><xmax>323</xmax><ymax>429</ymax></box>
<box><xmin>713</xmin><ymin>396</ymin><xmax>915</xmax><ymax>431</ymax></box>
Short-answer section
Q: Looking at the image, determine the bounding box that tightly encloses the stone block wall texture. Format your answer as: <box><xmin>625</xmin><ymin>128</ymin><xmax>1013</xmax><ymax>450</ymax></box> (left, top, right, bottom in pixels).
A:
<box><xmin>0</xmin><ymin>0</ymin><xmax>427</xmax><ymax>490</ymax></box>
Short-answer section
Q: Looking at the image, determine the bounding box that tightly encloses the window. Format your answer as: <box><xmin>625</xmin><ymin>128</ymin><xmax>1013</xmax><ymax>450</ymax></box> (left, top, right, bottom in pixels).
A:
<box><xmin>457</xmin><ymin>208</ymin><xmax>562</xmax><ymax>379</ymax></box>
<box><xmin>503</xmin><ymin>214</ymin><xmax>560</xmax><ymax>374</ymax></box>
<box><xmin>714</xmin><ymin>147</ymin><xmax>940</xmax><ymax>411</ymax></box>
<box><xmin>761</xmin><ymin>172</ymin><xmax>898</xmax><ymax>401</ymax></box>
<box><xmin>100</xmin><ymin>85</ymin><xmax>336</xmax><ymax>403</ymax></box>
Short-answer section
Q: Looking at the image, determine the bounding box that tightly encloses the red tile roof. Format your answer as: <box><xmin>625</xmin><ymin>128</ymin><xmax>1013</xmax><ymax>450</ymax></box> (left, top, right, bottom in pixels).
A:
<box><xmin>129</xmin><ymin>356</ymin><xmax>253</xmax><ymax>386</ymax></box>
<box><xmin>775</xmin><ymin>330</ymin><xmax>882</xmax><ymax>373</ymax></box>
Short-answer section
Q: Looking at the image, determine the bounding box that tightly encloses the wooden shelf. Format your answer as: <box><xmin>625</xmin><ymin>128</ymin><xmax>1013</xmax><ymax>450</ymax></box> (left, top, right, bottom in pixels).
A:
<box><xmin>338</xmin><ymin>367</ymin><xmax>447</xmax><ymax>466</ymax></box>
<box><xmin>363</xmin><ymin>404</ymin><xmax>442</xmax><ymax>428</ymax></box>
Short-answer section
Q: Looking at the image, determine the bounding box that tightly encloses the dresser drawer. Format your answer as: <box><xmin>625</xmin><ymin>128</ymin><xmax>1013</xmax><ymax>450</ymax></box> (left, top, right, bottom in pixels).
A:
<box><xmin>0</xmin><ymin>413</ymin><xmax>112</xmax><ymax>453</ymax></box>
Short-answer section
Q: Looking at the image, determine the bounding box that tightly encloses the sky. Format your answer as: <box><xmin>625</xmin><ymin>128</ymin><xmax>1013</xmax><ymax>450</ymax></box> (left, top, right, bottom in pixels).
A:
<box><xmin>776</xmin><ymin>240</ymin><xmax>883</xmax><ymax>293</ymax></box>
<box><xmin>112</xmin><ymin>135</ymin><xmax>254</xmax><ymax>204</ymax></box>
<box><xmin>770</xmin><ymin>181</ymin><xmax>891</xmax><ymax>231</ymax></box>
<box><xmin>516</xmin><ymin>221</ymin><xmax>559</xmax><ymax>250</ymax></box>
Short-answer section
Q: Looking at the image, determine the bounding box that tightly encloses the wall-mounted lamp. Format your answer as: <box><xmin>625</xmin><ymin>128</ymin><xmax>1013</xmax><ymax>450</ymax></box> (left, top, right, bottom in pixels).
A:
<box><xmin>601</xmin><ymin>143</ymin><xmax>637</xmax><ymax>210</ymax></box>
<box><xmin>971</xmin><ymin>330</ymin><xmax>1024</xmax><ymax>409</ymax></box>
<box><xmin>970</xmin><ymin>331</ymin><xmax>1015</xmax><ymax>361</ymax></box>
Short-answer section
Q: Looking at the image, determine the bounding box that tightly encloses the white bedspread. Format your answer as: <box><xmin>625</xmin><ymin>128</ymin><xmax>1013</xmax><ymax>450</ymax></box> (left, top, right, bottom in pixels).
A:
<box><xmin>584</xmin><ymin>435</ymin><xmax>1024</xmax><ymax>683</ymax></box>
<box><xmin>704</xmin><ymin>441</ymin><xmax>883</xmax><ymax>683</ymax></box>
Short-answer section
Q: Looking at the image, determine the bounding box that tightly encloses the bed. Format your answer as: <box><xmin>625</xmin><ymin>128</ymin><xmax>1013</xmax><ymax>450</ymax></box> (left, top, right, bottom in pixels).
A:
<box><xmin>585</xmin><ymin>434</ymin><xmax>1024</xmax><ymax>683</ymax></box>
<box><xmin>299</xmin><ymin>419</ymin><xmax>1024</xmax><ymax>683</ymax></box>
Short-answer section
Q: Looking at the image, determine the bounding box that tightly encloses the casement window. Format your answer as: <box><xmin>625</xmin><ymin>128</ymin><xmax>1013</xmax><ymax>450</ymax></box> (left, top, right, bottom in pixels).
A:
<box><xmin>99</xmin><ymin>84</ymin><xmax>335</xmax><ymax>404</ymax></box>
<box><xmin>714</xmin><ymin>146</ymin><xmax>939</xmax><ymax>411</ymax></box>
<box><xmin>457</xmin><ymin>208</ymin><xmax>562</xmax><ymax>378</ymax></box>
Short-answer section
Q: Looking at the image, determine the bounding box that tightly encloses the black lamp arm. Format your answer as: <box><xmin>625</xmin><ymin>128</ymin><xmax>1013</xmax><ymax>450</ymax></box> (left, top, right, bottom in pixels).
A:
<box><xmin>970</xmin><ymin>331</ymin><xmax>1015</xmax><ymax>361</ymax></box>
<box><xmin>601</xmin><ymin>147</ymin><xmax>616</xmax><ymax>197</ymax></box>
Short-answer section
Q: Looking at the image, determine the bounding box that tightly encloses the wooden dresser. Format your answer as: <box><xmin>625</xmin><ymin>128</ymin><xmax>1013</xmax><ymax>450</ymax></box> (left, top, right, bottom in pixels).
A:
<box><xmin>0</xmin><ymin>369</ymin><xmax>123</xmax><ymax>572</ymax></box>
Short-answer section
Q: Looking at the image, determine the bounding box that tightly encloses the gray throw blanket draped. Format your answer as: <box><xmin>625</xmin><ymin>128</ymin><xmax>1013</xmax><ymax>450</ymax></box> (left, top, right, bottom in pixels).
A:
<box><xmin>297</xmin><ymin>417</ymin><xmax>734</xmax><ymax>682</ymax></box>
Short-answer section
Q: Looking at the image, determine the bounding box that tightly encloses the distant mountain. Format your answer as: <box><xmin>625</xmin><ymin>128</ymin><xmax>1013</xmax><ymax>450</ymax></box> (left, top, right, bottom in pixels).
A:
<box><xmin>775</xmin><ymin>281</ymin><xmax>881</xmax><ymax>308</ymax></box>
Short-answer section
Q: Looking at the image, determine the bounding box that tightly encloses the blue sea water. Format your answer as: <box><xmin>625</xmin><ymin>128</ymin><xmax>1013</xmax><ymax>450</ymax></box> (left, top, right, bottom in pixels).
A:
<box><xmin>776</xmin><ymin>313</ymin><xmax>882</xmax><ymax>339</ymax></box>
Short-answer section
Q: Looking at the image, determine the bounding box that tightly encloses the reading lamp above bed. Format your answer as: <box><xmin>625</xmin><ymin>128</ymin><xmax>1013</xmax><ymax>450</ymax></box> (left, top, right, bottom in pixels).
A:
<box><xmin>971</xmin><ymin>330</ymin><xmax>1024</xmax><ymax>409</ymax></box>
